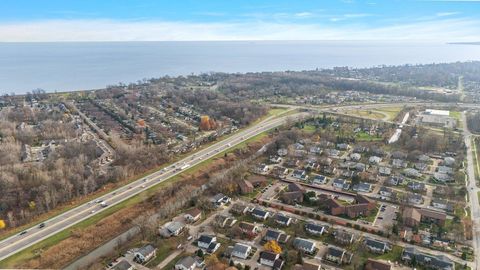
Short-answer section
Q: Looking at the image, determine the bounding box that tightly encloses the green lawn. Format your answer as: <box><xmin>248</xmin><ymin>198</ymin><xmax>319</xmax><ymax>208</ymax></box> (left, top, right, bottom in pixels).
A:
<box><xmin>375</xmin><ymin>107</ymin><xmax>403</xmax><ymax>121</ymax></box>
<box><xmin>356</xmin><ymin>131</ymin><xmax>383</xmax><ymax>142</ymax></box>
<box><xmin>376</xmin><ymin>245</ymin><xmax>403</xmax><ymax>261</ymax></box>
<box><xmin>344</xmin><ymin>109</ymin><xmax>385</xmax><ymax>120</ymax></box>
<box><xmin>450</xmin><ymin>111</ymin><xmax>463</xmax><ymax>128</ymax></box>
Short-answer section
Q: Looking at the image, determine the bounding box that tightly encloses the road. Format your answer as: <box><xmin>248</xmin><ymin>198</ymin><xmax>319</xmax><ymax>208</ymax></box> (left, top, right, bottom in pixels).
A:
<box><xmin>0</xmin><ymin>111</ymin><xmax>309</xmax><ymax>262</ymax></box>
<box><xmin>463</xmin><ymin>112</ymin><xmax>480</xmax><ymax>270</ymax></box>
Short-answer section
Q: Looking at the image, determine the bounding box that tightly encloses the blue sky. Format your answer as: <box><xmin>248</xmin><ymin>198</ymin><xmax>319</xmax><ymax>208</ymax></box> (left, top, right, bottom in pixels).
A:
<box><xmin>1</xmin><ymin>0</ymin><xmax>479</xmax><ymax>41</ymax></box>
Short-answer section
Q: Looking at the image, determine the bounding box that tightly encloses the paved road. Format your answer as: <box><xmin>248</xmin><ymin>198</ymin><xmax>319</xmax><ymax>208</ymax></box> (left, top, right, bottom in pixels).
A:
<box><xmin>463</xmin><ymin>112</ymin><xmax>480</xmax><ymax>270</ymax></box>
<box><xmin>0</xmin><ymin>111</ymin><xmax>309</xmax><ymax>262</ymax></box>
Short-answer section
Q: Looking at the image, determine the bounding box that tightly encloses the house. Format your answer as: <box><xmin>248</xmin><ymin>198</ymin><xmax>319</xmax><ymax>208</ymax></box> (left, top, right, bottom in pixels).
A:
<box><xmin>210</xmin><ymin>193</ymin><xmax>231</xmax><ymax>207</ymax></box>
<box><xmin>294</xmin><ymin>143</ymin><xmax>305</xmax><ymax>150</ymax></box>
<box><xmin>403</xmin><ymin>168</ymin><xmax>421</xmax><ymax>178</ymax></box>
<box><xmin>292</xmin><ymin>169</ymin><xmax>308</xmax><ymax>181</ymax></box>
<box><xmin>350</xmin><ymin>153</ymin><xmax>361</xmax><ymax>161</ymax></box>
<box><xmin>214</xmin><ymin>214</ymin><xmax>236</xmax><ymax>228</ymax></box>
<box><xmin>247</xmin><ymin>175</ymin><xmax>268</xmax><ymax>187</ymax></box>
<box><xmin>378</xmin><ymin>166</ymin><xmax>391</xmax><ymax>176</ymax></box>
<box><xmin>198</xmin><ymin>235</ymin><xmax>217</xmax><ymax>249</ymax></box>
<box><xmin>174</xmin><ymin>256</ymin><xmax>196</xmax><ymax>270</ymax></box>
<box><xmin>231</xmin><ymin>243</ymin><xmax>252</xmax><ymax>259</ymax></box>
<box><xmin>274</xmin><ymin>214</ymin><xmax>293</xmax><ymax>226</ymax></box>
<box><xmin>337</xmin><ymin>143</ymin><xmax>349</xmax><ymax>150</ymax></box>
<box><xmin>418</xmin><ymin>154</ymin><xmax>431</xmax><ymax>163</ymax></box>
<box><xmin>392</xmin><ymin>159</ymin><xmax>407</xmax><ymax>168</ymax></box>
<box><xmin>333</xmin><ymin>178</ymin><xmax>348</xmax><ymax>189</ymax></box>
<box><xmin>391</xmin><ymin>151</ymin><xmax>407</xmax><ymax>160</ymax></box>
<box><xmin>355</xmin><ymin>163</ymin><xmax>367</xmax><ymax>172</ymax></box>
<box><xmin>184</xmin><ymin>208</ymin><xmax>202</xmax><ymax>223</ymax></box>
<box><xmin>288</xmin><ymin>183</ymin><xmax>305</xmax><ymax>193</ymax></box>
<box><xmin>294</xmin><ymin>262</ymin><xmax>321</xmax><ymax>270</ymax></box>
<box><xmin>305</xmin><ymin>223</ymin><xmax>326</xmax><ymax>236</ymax></box>
<box><xmin>364</xmin><ymin>259</ymin><xmax>391</xmax><ymax>270</ymax></box>
<box><xmin>387</xmin><ymin>176</ymin><xmax>403</xmax><ymax>186</ymax></box>
<box><xmin>325</xmin><ymin>247</ymin><xmax>345</xmax><ymax>265</ymax></box>
<box><xmin>285</xmin><ymin>158</ymin><xmax>300</xmax><ymax>168</ymax></box>
<box><xmin>431</xmin><ymin>198</ymin><xmax>453</xmax><ymax>212</ymax></box>
<box><xmin>293</xmin><ymin>238</ymin><xmax>316</xmax><ymax>254</ymax></box>
<box><xmin>312</xmin><ymin>175</ymin><xmax>327</xmax><ymax>185</ymax></box>
<box><xmin>259</xmin><ymin>251</ymin><xmax>284</xmax><ymax>269</ymax></box>
<box><xmin>402</xmin><ymin>247</ymin><xmax>454</xmax><ymax>270</ymax></box>
<box><xmin>443</xmin><ymin>157</ymin><xmax>455</xmax><ymax>167</ymax></box>
<box><xmin>309</xmin><ymin>146</ymin><xmax>323</xmax><ymax>155</ymax></box>
<box><xmin>334</xmin><ymin>230</ymin><xmax>355</xmax><ymax>245</ymax></box>
<box><xmin>256</xmin><ymin>164</ymin><xmax>269</xmax><ymax>173</ymax></box>
<box><xmin>271</xmin><ymin>166</ymin><xmax>289</xmax><ymax>178</ymax></box>
<box><xmin>277</xmin><ymin>148</ymin><xmax>288</xmax><ymax>156</ymax></box>
<box><xmin>264</xmin><ymin>229</ymin><xmax>290</xmax><ymax>243</ymax></box>
<box><xmin>134</xmin><ymin>244</ymin><xmax>157</xmax><ymax>264</ymax></box>
<box><xmin>112</xmin><ymin>260</ymin><xmax>135</xmax><ymax>270</ymax></box>
<box><xmin>407</xmin><ymin>193</ymin><xmax>423</xmax><ymax>205</ymax></box>
<box><xmin>352</xmin><ymin>182</ymin><xmax>372</xmax><ymax>193</ymax></box>
<box><xmin>252</xmin><ymin>208</ymin><xmax>270</xmax><ymax>220</ymax></box>
<box><xmin>270</xmin><ymin>156</ymin><xmax>283</xmax><ymax>164</ymax></box>
<box><xmin>326</xmin><ymin>149</ymin><xmax>340</xmax><ymax>158</ymax></box>
<box><xmin>365</xmin><ymin>238</ymin><xmax>390</xmax><ymax>254</ymax></box>
<box><xmin>166</xmin><ymin>221</ymin><xmax>185</xmax><ymax>237</ymax></box>
<box><xmin>369</xmin><ymin>156</ymin><xmax>382</xmax><ymax>165</ymax></box>
<box><xmin>414</xmin><ymin>163</ymin><xmax>428</xmax><ymax>171</ymax></box>
<box><xmin>239</xmin><ymin>221</ymin><xmax>259</xmax><ymax>235</ymax></box>
<box><xmin>231</xmin><ymin>203</ymin><xmax>249</xmax><ymax>215</ymax></box>
<box><xmin>319</xmin><ymin>157</ymin><xmax>333</xmax><ymax>166</ymax></box>
<box><xmin>407</xmin><ymin>181</ymin><xmax>426</xmax><ymax>192</ymax></box>
<box><xmin>378</xmin><ymin>186</ymin><xmax>392</xmax><ymax>198</ymax></box>
<box><xmin>433</xmin><ymin>172</ymin><xmax>453</xmax><ymax>183</ymax></box>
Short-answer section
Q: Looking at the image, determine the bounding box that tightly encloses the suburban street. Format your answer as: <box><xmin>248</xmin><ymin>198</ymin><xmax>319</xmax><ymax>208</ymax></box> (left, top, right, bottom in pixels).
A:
<box><xmin>0</xmin><ymin>110</ymin><xmax>308</xmax><ymax>262</ymax></box>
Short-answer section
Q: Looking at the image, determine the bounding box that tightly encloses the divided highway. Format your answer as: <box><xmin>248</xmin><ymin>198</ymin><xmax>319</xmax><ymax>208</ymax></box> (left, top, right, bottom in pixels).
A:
<box><xmin>0</xmin><ymin>111</ymin><xmax>309</xmax><ymax>262</ymax></box>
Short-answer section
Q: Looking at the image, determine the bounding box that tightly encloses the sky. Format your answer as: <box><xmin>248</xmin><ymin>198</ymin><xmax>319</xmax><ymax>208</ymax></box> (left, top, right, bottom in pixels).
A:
<box><xmin>0</xmin><ymin>0</ymin><xmax>480</xmax><ymax>42</ymax></box>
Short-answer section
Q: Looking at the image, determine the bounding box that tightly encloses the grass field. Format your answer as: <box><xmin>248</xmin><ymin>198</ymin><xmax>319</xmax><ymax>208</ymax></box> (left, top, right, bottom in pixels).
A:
<box><xmin>375</xmin><ymin>106</ymin><xmax>403</xmax><ymax>121</ymax></box>
<box><xmin>356</xmin><ymin>131</ymin><xmax>383</xmax><ymax>141</ymax></box>
<box><xmin>344</xmin><ymin>109</ymin><xmax>385</xmax><ymax>120</ymax></box>
<box><xmin>450</xmin><ymin>111</ymin><xmax>463</xmax><ymax>129</ymax></box>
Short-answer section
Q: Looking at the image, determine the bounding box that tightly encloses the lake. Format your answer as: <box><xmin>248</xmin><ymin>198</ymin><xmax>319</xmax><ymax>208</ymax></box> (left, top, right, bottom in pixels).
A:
<box><xmin>1</xmin><ymin>41</ymin><xmax>480</xmax><ymax>94</ymax></box>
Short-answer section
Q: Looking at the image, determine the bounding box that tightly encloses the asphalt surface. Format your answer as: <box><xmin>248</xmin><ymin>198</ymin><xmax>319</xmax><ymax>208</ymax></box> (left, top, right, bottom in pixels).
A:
<box><xmin>0</xmin><ymin>110</ymin><xmax>308</xmax><ymax>262</ymax></box>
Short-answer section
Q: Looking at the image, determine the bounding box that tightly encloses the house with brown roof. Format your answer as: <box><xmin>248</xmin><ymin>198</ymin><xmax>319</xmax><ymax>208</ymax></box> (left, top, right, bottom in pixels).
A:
<box><xmin>326</xmin><ymin>194</ymin><xmax>376</xmax><ymax>218</ymax></box>
<box><xmin>281</xmin><ymin>191</ymin><xmax>304</xmax><ymax>205</ymax></box>
<box><xmin>184</xmin><ymin>208</ymin><xmax>202</xmax><ymax>223</ymax></box>
<box><xmin>364</xmin><ymin>259</ymin><xmax>391</xmax><ymax>270</ymax></box>
<box><xmin>238</xmin><ymin>221</ymin><xmax>259</xmax><ymax>235</ymax></box>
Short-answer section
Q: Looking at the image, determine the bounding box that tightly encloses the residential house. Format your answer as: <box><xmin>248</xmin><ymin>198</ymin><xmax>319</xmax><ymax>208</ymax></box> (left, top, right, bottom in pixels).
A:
<box><xmin>334</xmin><ymin>230</ymin><xmax>355</xmax><ymax>245</ymax></box>
<box><xmin>210</xmin><ymin>193</ymin><xmax>231</xmax><ymax>207</ymax></box>
<box><xmin>274</xmin><ymin>214</ymin><xmax>293</xmax><ymax>226</ymax></box>
<box><xmin>333</xmin><ymin>178</ymin><xmax>348</xmax><ymax>189</ymax></box>
<box><xmin>391</xmin><ymin>151</ymin><xmax>407</xmax><ymax>160</ymax></box>
<box><xmin>269</xmin><ymin>156</ymin><xmax>283</xmax><ymax>164</ymax></box>
<box><xmin>392</xmin><ymin>159</ymin><xmax>407</xmax><ymax>168</ymax></box>
<box><xmin>312</xmin><ymin>175</ymin><xmax>327</xmax><ymax>185</ymax></box>
<box><xmin>431</xmin><ymin>198</ymin><xmax>453</xmax><ymax>212</ymax></box>
<box><xmin>184</xmin><ymin>208</ymin><xmax>202</xmax><ymax>223</ymax></box>
<box><xmin>293</xmin><ymin>238</ymin><xmax>316</xmax><ymax>254</ymax></box>
<box><xmin>365</xmin><ymin>238</ymin><xmax>390</xmax><ymax>254</ymax></box>
<box><xmin>231</xmin><ymin>243</ymin><xmax>252</xmax><ymax>259</ymax></box>
<box><xmin>294</xmin><ymin>262</ymin><xmax>321</xmax><ymax>270</ymax></box>
<box><xmin>352</xmin><ymin>182</ymin><xmax>372</xmax><ymax>193</ymax></box>
<box><xmin>364</xmin><ymin>259</ymin><xmax>391</xmax><ymax>270</ymax></box>
<box><xmin>259</xmin><ymin>251</ymin><xmax>284</xmax><ymax>270</ymax></box>
<box><xmin>305</xmin><ymin>223</ymin><xmax>326</xmax><ymax>236</ymax></box>
<box><xmin>277</xmin><ymin>148</ymin><xmax>288</xmax><ymax>157</ymax></box>
<box><xmin>319</xmin><ymin>157</ymin><xmax>333</xmax><ymax>166</ymax></box>
<box><xmin>214</xmin><ymin>214</ymin><xmax>236</xmax><ymax>228</ymax></box>
<box><xmin>325</xmin><ymin>247</ymin><xmax>345</xmax><ymax>265</ymax></box>
<box><xmin>401</xmin><ymin>247</ymin><xmax>454</xmax><ymax>270</ymax></box>
<box><xmin>403</xmin><ymin>168</ymin><xmax>421</xmax><ymax>178</ymax></box>
<box><xmin>166</xmin><ymin>221</ymin><xmax>185</xmax><ymax>237</ymax></box>
<box><xmin>403</xmin><ymin>208</ymin><xmax>447</xmax><ymax>227</ymax></box>
<box><xmin>264</xmin><ymin>229</ymin><xmax>290</xmax><ymax>244</ymax></box>
<box><xmin>247</xmin><ymin>175</ymin><xmax>268</xmax><ymax>188</ymax></box>
<box><xmin>281</xmin><ymin>191</ymin><xmax>304</xmax><ymax>205</ymax></box>
<box><xmin>174</xmin><ymin>256</ymin><xmax>198</xmax><ymax>270</ymax></box>
<box><xmin>309</xmin><ymin>146</ymin><xmax>323</xmax><ymax>155</ymax></box>
<box><xmin>239</xmin><ymin>222</ymin><xmax>259</xmax><ymax>235</ymax></box>
<box><xmin>433</xmin><ymin>172</ymin><xmax>453</xmax><ymax>183</ymax></box>
<box><xmin>288</xmin><ymin>183</ymin><xmax>305</xmax><ymax>193</ymax></box>
<box><xmin>443</xmin><ymin>157</ymin><xmax>455</xmax><ymax>167</ymax></box>
<box><xmin>407</xmin><ymin>181</ymin><xmax>426</xmax><ymax>192</ymax></box>
<box><xmin>369</xmin><ymin>156</ymin><xmax>382</xmax><ymax>165</ymax></box>
<box><xmin>238</xmin><ymin>180</ymin><xmax>254</xmax><ymax>194</ymax></box>
<box><xmin>414</xmin><ymin>163</ymin><xmax>428</xmax><ymax>171</ymax></box>
<box><xmin>387</xmin><ymin>176</ymin><xmax>403</xmax><ymax>186</ymax></box>
<box><xmin>355</xmin><ymin>163</ymin><xmax>367</xmax><ymax>172</ymax></box>
<box><xmin>134</xmin><ymin>244</ymin><xmax>157</xmax><ymax>264</ymax></box>
<box><xmin>337</xmin><ymin>143</ymin><xmax>349</xmax><ymax>150</ymax></box>
<box><xmin>292</xmin><ymin>169</ymin><xmax>308</xmax><ymax>181</ymax></box>
<box><xmin>350</xmin><ymin>153</ymin><xmax>361</xmax><ymax>161</ymax></box>
<box><xmin>251</xmin><ymin>208</ymin><xmax>270</xmax><ymax>220</ymax></box>
<box><xmin>285</xmin><ymin>158</ymin><xmax>300</xmax><ymax>168</ymax></box>
<box><xmin>271</xmin><ymin>166</ymin><xmax>289</xmax><ymax>178</ymax></box>
<box><xmin>407</xmin><ymin>193</ymin><xmax>423</xmax><ymax>205</ymax></box>
<box><xmin>256</xmin><ymin>163</ymin><xmax>270</xmax><ymax>173</ymax></box>
<box><xmin>112</xmin><ymin>260</ymin><xmax>135</xmax><ymax>270</ymax></box>
<box><xmin>231</xmin><ymin>203</ymin><xmax>249</xmax><ymax>215</ymax></box>
<box><xmin>378</xmin><ymin>166</ymin><xmax>391</xmax><ymax>176</ymax></box>
<box><xmin>197</xmin><ymin>235</ymin><xmax>219</xmax><ymax>251</ymax></box>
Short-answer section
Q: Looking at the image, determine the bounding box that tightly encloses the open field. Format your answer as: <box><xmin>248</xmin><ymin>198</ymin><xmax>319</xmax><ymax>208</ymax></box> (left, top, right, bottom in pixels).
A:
<box><xmin>343</xmin><ymin>109</ymin><xmax>386</xmax><ymax>120</ymax></box>
<box><xmin>375</xmin><ymin>106</ymin><xmax>403</xmax><ymax>121</ymax></box>
<box><xmin>450</xmin><ymin>111</ymin><xmax>463</xmax><ymax>129</ymax></box>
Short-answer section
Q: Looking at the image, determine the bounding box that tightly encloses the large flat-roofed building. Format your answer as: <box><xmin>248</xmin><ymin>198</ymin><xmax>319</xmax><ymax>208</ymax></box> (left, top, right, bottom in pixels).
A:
<box><xmin>418</xmin><ymin>109</ymin><xmax>456</xmax><ymax>129</ymax></box>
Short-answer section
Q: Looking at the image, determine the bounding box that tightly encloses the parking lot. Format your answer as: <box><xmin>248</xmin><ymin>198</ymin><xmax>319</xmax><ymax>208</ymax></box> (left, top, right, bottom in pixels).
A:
<box><xmin>373</xmin><ymin>204</ymin><xmax>398</xmax><ymax>229</ymax></box>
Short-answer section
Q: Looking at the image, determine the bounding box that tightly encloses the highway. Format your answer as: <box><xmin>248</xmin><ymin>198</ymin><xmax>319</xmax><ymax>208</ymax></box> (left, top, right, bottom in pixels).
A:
<box><xmin>0</xmin><ymin>111</ymin><xmax>308</xmax><ymax>262</ymax></box>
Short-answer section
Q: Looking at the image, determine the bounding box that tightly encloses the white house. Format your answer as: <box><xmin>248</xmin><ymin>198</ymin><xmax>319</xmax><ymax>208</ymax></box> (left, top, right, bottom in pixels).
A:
<box><xmin>231</xmin><ymin>243</ymin><xmax>252</xmax><ymax>259</ymax></box>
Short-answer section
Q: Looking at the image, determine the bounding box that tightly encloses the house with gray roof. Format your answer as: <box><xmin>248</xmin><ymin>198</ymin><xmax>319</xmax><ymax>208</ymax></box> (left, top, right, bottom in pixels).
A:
<box><xmin>231</xmin><ymin>243</ymin><xmax>252</xmax><ymax>259</ymax></box>
<box><xmin>293</xmin><ymin>237</ymin><xmax>316</xmax><ymax>254</ymax></box>
<box><xmin>401</xmin><ymin>247</ymin><xmax>454</xmax><ymax>270</ymax></box>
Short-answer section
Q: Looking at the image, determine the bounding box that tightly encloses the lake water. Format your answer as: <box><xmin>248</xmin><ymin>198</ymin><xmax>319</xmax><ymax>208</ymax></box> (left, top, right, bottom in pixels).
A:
<box><xmin>1</xmin><ymin>41</ymin><xmax>480</xmax><ymax>94</ymax></box>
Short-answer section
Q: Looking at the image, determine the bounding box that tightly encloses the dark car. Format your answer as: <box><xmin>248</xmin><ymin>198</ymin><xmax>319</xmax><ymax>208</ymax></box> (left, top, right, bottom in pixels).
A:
<box><xmin>19</xmin><ymin>231</ymin><xmax>28</xmax><ymax>236</ymax></box>
<box><xmin>38</xmin><ymin>223</ymin><xmax>45</xmax><ymax>228</ymax></box>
